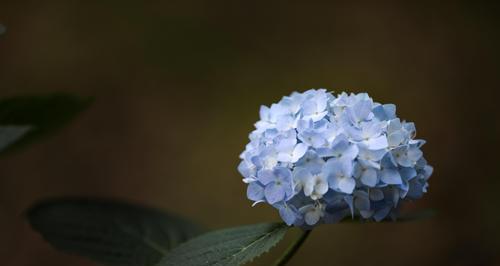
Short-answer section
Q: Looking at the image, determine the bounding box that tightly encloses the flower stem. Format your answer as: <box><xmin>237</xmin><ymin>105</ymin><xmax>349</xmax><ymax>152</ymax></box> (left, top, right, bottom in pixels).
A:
<box><xmin>274</xmin><ymin>229</ymin><xmax>312</xmax><ymax>266</ymax></box>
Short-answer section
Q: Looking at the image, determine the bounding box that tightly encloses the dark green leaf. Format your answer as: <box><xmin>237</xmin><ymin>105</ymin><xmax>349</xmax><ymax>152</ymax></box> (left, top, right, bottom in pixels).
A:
<box><xmin>0</xmin><ymin>93</ymin><xmax>92</xmax><ymax>154</ymax></box>
<box><xmin>159</xmin><ymin>223</ymin><xmax>289</xmax><ymax>266</ymax></box>
<box><xmin>27</xmin><ymin>198</ymin><xmax>204</xmax><ymax>266</ymax></box>
<box><xmin>0</xmin><ymin>125</ymin><xmax>32</xmax><ymax>152</ymax></box>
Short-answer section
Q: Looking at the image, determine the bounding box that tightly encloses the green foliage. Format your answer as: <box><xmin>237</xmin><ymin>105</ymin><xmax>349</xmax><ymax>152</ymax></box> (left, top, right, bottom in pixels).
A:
<box><xmin>158</xmin><ymin>223</ymin><xmax>288</xmax><ymax>266</ymax></box>
<box><xmin>27</xmin><ymin>196</ymin><xmax>434</xmax><ymax>266</ymax></box>
<box><xmin>0</xmin><ymin>93</ymin><xmax>92</xmax><ymax>154</ymax></box>
<box><xmin>0</xmin><ymin>125</ymin><xmax>32</xmax><ymax>152</ymax></box>
<box><xmin>27</xmin><ymin>198</ymin><xmax>204</xmax><ymax>266</ymax></box>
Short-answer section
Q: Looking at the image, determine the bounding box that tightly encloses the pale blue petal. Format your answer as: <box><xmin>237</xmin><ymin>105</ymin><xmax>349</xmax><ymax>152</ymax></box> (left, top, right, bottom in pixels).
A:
<box><xmin>291</xmin><ymin>143</ymin><xmax>309</xmax><ymax>163</ymax></box>
<box><xmin>264</xmin><ymin>183</ymin><xmax>285</xmax><ymax>204</ymax></box>
<box><xmin>358</xmin><ymin>146</ymin><xmax>386</xmax><ymax>162</ymax></box>
<box><xmin>387</xmin><ymin>118</ymin><xmax>401</xmax><ymax>132</ymax></box>
<box><xmin>372</xmin><ymin>105</ymin><xmax>386</xmax><ymax>121</ymax></box>
<box><xmin>259</xmin><ymin>105</ymin><xmax>270</xmax><ymax>121</ymax></box>
<box><xmin>238</xmin><ymin>161</ymin><xmax>254</xmax><ymax>179</ymax></box>
<box><xmin>316</xmin><ymin>147</ymin><xmax>334</xmax><ymax>157</ymax></box>
<box><xmin>423</xmin><ymin>165</ymin><xmax>434</xmax><ymax>179</ymax></box>
<box><xmin>284</xmin><ymin>182</ymin><xmax>295</xmax><ymax>200</ymax></box>
<box><xmin>392</xmin><ymin>146</ymin><xmax>413</xmax><ymax>167</ymax></box>
<box><xmin>409</xmin><ymin>139</ymin><xmax>426</xmax><ymax>148</ymax></box>
<box><xmin>276</xmin><ymin>115</ymin><xmax>296</xmax><ymax>131</ymax></box>
<box><xmin>351</xmin><ymin>99</ymin><xmax>372</xmax><ymax>122</ymax></box>
<box><xmin>344</xmin><ymin>124</ymin><xmax>364</xmax><ymax>141</ymax></box>
<box><xmin>403</xmin><ymin>122</ymin><xmax>416</xmax><ymax>137</ymax></box>
<box><xmin>269</xmin><ymin>103</ymin><xmax>287</xmax><ymax>118</ymax></box>
<box><xmin>276</xmin><ymin>137</ymin><xmax>296</xmax><ymax>152</ymax></box>
<box><xmin>342</xmin><ymin>144</ymin><xmax>359</xmax><ymax>160</ymax></box>
<box><xmin>297</xmin><ymin>119</ymin><xmax>313</xmax><ymax>133</ymax></box>
<box><xmin>373</xmin><ymin>104</ymin><xmax>396</xmax><ymax>121</ymax></box>
<box><xmin>250</xmin><ymin>155</ymin><xmax>262</xmax><ymax>168</ymax></box>
<box><xmin>363</xmin><ymin>135</ymin><xmax>388</xmax><ymax>150</ymax></box>
<box><xmin>303</xmin><ymin>178</ymin><xmax>315</xmax><ymax>196</ymax></box>
<box><xmin>328</xmin><ymin>176</ymin><xmax>340</xmax><ymax>190</ymax></box>
<box><xmin>407</xmin><ymin>147</ymin><xmax>423</xmax><ymax>163</ymax></box>
<box><xmin>293</xmin><ymin>167</ymin><xmax>311</xmax><ymax>181</ymax></box>
<box><xmin>396</xmin><ymin>156</ymin><xmax>413</xmax><ymax>167</ymax></box>
<box><xmin>400</xmin><ymin>167</ymin><xmax>417</xmax><ymax>180</ymax></box>
<box><xmin>361</xmin><ymin>168</ymin><xmax>378</xmax><ymax>187</ymax></box>
<box><xmin>299</xmin><ymin>131</ymin><xmax>322</xmax><ymax>147</ymax></box>
<box><xmin>416</xmin><ymin>157</ymin><xmax>428</xmax><ymax>168</ymax></box>
<box><xmin>274</xmin><ymin>167</ymin><xmax>292</xmax><ymax>183</ymax></box>
<box><xmin>279</xmin><ymin>96</ymin><xmax>301</xmax><ymax>114</ymax></box>
<box><xmin>325</xmin><ymin>159</ymin><xmax>354</xmax><ymax>181</ymax></box>
<box><xmin>247</xmin><ymin>182</ymin><xmax>265</xmax><ymax>201</ymax></box>
<box><xmin>301</xmin><ymin>100</ymin><xmax>317</xmax><ymax>115</ymax></box>
<box><xmin>342</xmin><ymin>160</ymin><xmax>354</xmax><ymax>177</ymax></box>
<box><xmin>381</xmin><ymin>152</ymin><xmax>398</xmax><ymax>168</ymax></box>
<box><xmin>353</xmin><ymin>162</ymin><xmax>363</xmax><ymax>179</ymax></box>
<box><xmin>338</xmin><ymin>177</ymin><xmax>356</xmax><ymax>194</ymax></box>
<box><xmin>358</xmin><ymin>158</ymin><xmax>380</xmax><ymax>169</ymax></box>
<box><xmin>313</xmin><ymin>91</ymin><xmax>328</xmax><ymax>111</ymax></box>
<box><xmin>381</xmin><ymin>168</ymin><xmax>402</xmax><ymax>185</ymax></box>
<box><xmin>329</xmin><ymin>134</ymin><xmax>349</xmax><ymax>155</ymax></box>
<box><xmin>311</xmin><ymin>111</ymin><xmax>329</xmax><ymax>122</ymax></box>
<box><xmin>316</xmin><ymin>181</ymin><xmax>329</xmax><ymax>195</ymax></box>
<box><xmin>323</xmin><ymin>158</ymin><xmax>341</xmax><ymax>178</ymax></box>
<box><xmin>383</xmin><ymin>104</ymin><xmax>396</xmax><ymax>119</ymax></box>
<box><xmin>363</xmin><ymin>121</ymin><xmax>384</xmax><ymax>138</ymax></box>
<box><xmin>257</xmin><ymin>169</ymin><xmax>275</xmax><ymax>185</ymax></box>
<box><xmin>278</xmin><ymin>204</ymin><xmax>298</xmax><ymax>226</ymax></box>
<box><xmin>387</xmin><ymin>132</ymin><xmax>404</xmax><ymax>147</ymax></box>
<box><xmin>277</xmin><ymin>153</ymin><xmax>293</xmax><ymax>163</ymax></box>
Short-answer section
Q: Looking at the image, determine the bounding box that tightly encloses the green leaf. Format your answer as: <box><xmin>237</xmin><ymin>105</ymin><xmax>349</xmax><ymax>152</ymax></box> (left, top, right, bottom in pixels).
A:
<box><xmin>158</xmin><ymin>223</ymin><xmax>289</xmax><ymax>266</ymax></box>
<box><xmin>27</xmin><ymin>198</ymin><xmax>204</xmax><ymax>266</ymax></box>
<box><xmin>0</xmin><ymin>125</ymin><xmax>32</xmax><ymax>152</ymax></box>
<box><xmin>0</xmin><ymin>93</ymin><xmax>92</xmax><ymax>154</ymax></box>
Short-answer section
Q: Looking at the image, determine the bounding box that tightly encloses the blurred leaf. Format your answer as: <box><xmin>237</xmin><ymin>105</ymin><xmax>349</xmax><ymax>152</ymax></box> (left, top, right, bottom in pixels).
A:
<box><xmin>27</xmin><ymin>198</ymin><xmax>204</xmax><ymax>266</ymax></box>
<box><xmin>0</xmin><ymin>93</ymin><xmax>92</xmax><ymax>154</ymax></box>
<box><xmin>0</xmin><ymin>125</ymin><xmax>32</xmax><ymax>152</ymax></box>
<box><xmin>158</xmin><ymin>223</ymin><xmax>288</xmax><ymax>266</ymax></box>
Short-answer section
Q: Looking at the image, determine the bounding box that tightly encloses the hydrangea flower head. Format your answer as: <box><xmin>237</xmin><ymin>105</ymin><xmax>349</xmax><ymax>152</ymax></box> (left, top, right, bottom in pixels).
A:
<box><xmin>238</xmin><ymin>89</ymin><xmax>433</xmax><ymax>227</ymax></box>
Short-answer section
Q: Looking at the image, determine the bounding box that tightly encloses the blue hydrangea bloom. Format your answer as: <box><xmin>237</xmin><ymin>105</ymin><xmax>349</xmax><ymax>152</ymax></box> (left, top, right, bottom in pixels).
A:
<box><xmin>238</xmin><ymin>89</ymin><xmax>433</xmax><ymax>227</ymax></box>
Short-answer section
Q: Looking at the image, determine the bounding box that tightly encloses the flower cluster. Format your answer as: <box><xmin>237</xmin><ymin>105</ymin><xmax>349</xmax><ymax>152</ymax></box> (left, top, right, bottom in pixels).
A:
<box><xmin>238</xmin><ymin>89</ymin><xmax>433</xmax><ymax>227</ymax></box>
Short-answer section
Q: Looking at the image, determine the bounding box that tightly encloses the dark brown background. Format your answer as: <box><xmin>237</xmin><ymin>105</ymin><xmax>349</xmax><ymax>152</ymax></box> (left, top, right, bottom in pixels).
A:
<box><xmin>0</xmin><ymin>1</ymin><xmax>499</xmax><ymax>265</ymax></box>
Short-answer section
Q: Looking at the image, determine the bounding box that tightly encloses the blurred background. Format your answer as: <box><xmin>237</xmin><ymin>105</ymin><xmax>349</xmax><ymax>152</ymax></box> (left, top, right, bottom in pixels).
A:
<box><xmin>0</xmin><ymin>1</ymin><xmax>499</xmax><ymax>265</ymax></box>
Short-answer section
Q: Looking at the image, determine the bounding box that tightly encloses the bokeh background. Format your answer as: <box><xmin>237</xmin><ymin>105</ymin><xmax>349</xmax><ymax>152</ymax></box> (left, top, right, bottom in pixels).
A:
<box><xmin>0</xmin><ymin>1</ymin><xmax>499</xmax><ymax>265</ymax></box>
